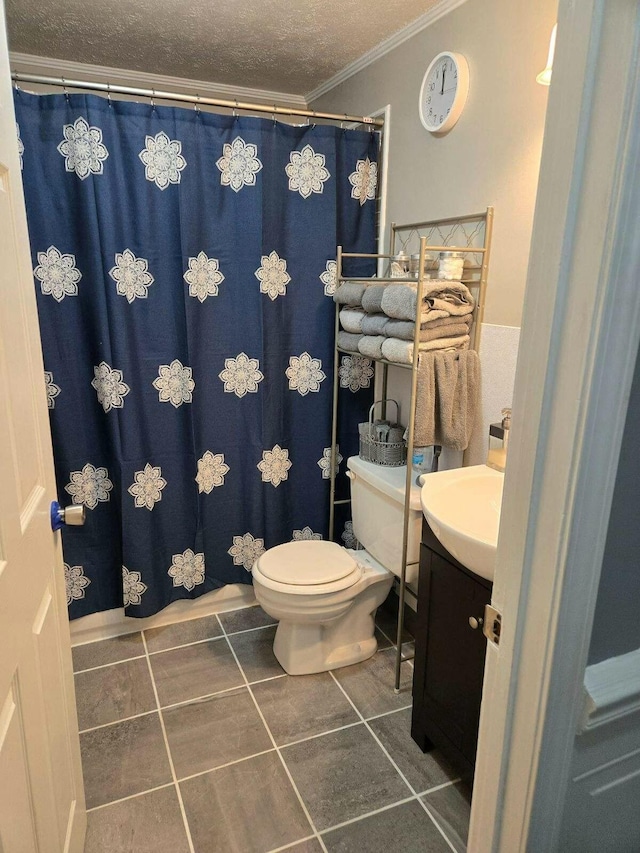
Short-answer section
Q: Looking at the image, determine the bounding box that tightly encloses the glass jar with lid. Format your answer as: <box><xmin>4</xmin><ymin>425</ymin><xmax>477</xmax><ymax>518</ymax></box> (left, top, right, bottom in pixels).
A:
<box><xmin>388</xmin><ymin>253</ymin><xmax>411</xmax><ymax>278</ymax></box>
<box><xmin>438</xmin><ymin>251</ymin><xmax>464</xmax><ymax>281</ymax></box>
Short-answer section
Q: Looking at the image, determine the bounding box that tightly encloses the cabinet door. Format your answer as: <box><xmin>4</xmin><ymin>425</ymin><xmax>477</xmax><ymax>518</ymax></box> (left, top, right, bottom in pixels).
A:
<box><xmin>419</xmin><ymin>551</ymin><xmax>491</xmax><ymax>764</ymax></box>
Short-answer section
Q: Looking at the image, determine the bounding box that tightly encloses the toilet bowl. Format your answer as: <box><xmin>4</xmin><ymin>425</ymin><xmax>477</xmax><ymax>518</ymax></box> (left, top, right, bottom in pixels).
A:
<box><xmin>252</xmin><ymin>542</ymin><xmax>393</xmax><ymax>674</ymax></box>
<box><xmin>251</xmin><ymin>455</ymin><xmax>423</xmax><ymax>676</ymax></box>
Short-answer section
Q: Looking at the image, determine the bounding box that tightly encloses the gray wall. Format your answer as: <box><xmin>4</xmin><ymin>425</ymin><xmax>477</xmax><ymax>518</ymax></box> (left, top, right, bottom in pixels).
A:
<box><xmin>588</xmin><ymin>346</ymin><xmax>640</xmax><ymax>664</ymax></box>
<box><xmin>312</xmin><ymin>0</ymin><xmax>557</xmax><ymax>327</ymax></box>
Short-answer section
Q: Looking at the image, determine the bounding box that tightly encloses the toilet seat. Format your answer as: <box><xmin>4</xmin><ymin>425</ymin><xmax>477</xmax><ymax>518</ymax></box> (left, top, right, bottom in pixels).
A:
<box><xmin>253</xmin><ymin>541</ymin><xmax>363</xmax><ymax>595</ymax></box>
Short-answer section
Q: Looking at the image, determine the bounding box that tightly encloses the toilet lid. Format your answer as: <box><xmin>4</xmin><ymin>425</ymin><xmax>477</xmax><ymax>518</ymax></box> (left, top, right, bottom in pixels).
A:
<box><xmin>256</xmin><ymin>541</ymin><xmax>359</xmax><ymax>586</ymax></box>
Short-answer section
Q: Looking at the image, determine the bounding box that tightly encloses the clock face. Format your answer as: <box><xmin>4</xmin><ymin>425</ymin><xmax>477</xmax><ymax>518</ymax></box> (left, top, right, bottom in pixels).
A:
<box><xmin>419</xmin><ymin>52</ymin><xmax>469</xmax><ymax>133</ymax></box>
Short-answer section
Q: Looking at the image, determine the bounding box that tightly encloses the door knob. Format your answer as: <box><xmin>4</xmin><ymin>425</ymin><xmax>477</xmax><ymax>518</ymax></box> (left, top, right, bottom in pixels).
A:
<box><xmin>50</xmin><ymin>500</ymin><xmax>85</xmax><ymax>531</ymax></box>
<box><xmin>468</xmin><ymin>616</ymin><xmax>484</xmax><ymax>630</ymax></box>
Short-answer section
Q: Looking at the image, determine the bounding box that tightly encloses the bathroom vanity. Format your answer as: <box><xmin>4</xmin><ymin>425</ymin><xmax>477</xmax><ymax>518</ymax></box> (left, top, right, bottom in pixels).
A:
<box><xmin>411</xmin><ymin>517</ymin><xmax>492</xmax><ymax>776</ymax></box>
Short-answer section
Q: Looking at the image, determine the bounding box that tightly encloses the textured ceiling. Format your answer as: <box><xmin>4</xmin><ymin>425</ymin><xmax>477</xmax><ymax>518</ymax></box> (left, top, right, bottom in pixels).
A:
<box><xmin>6</xmin><ymin>0</ymin><xmax>440</xmax><ymax>95</ymax></box>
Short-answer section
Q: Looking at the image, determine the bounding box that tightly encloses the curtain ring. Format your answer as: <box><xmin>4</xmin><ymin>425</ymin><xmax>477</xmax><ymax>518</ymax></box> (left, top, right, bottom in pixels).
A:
<box><xmin>106</xmin><ymin>82</ymin><xmax>112</xmax><ymax>106</ymax></box>
<box><xmin>194</xmin><ymin>93</ymin><xmax>200</xmax><ymax>114</ymax></box>
<box><xmin>272</xmin><ymin>104</ymin><xmax>277</xmax><ymax>125</ymax></box>
<box><xmin>312</xmin><ymin>110</ymin><xmax>317</xmax><ymax>129</ymax></box>
<box><xmin>62</xmin><ymin>76</ymin><xmax>70</xmax><ymax>101</ymax></box>
<box><xmin>150</xmin><ymin>88</ymin><xmax>156</xmax><ymax>109</ymax></box>
<box><xmin>233</xmin><ymin>99</ymin><xmax>238</xmax><ymax>118</ymax></box>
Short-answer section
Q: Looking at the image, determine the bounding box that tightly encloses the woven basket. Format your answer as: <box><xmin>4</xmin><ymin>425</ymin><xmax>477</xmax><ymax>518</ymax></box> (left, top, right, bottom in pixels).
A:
<box><xmin>358</xmin><ymin>400</ymin><xmax>407</xmax><ymax>467</ymax></box>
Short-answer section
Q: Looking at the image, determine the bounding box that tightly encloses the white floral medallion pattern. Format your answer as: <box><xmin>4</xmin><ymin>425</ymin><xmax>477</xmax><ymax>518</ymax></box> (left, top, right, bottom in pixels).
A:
<box><xmin>128</xmin><ymin>463</ymin><xmax>167</xmax><ymax>510</ymax></box>
<box><xmin>317</xmin><ymin>445</ymin><xmax>343</xmax><ymax>479</ymax></box>
<box><xmin>218</xmin><ymin>353</ymin><xmax>264</xmax><ymax>398</ymax></box>
<box><xmin>196</xmin><ymin>451</ymin><xmax>229</xmax><ymax>494</ymax></box>
<box><xmin>168</xmin><ymin>549</ymin><xmax>205</xmax><ymax>591</ymax></box>
<box><xmin>153</xmin><ymin>360</ymin><xmax>195</xmax><ymax>408</ymax></box>
<box><xmin>228</xmin><ymin>533</ymin><xmax>265</xmax><ymax>571</ymax></box>
<box><xmin>139</xmin><ymin>131</ymin><xmax>186</xmax><ymax>190</ymax></box>
<box><xmin>16</xmin><ymin>122</ymin><xmax>24</xmax><ymax>169</ymax></box>
<box><xmin>44</xmin><ymin>370</ymin><xmax>61</xmax><ymax>409</ymax></box>
<box><xmin>184</xmin><ymin>252</ymin><xmax>225</xmax><ymax>302</ymax></box>
<box><xmin>320</xmin><ymin>260</ymin><xmax>337</xmax><ymax>297</ymax></box>
<box><xmin>216</xmin><ymin>136</ymin><xmax>263</xmax><ymax>192</ymax></box>
<box><xmin>339</xmin><ymin>354</ymin><xmax>374</xmax><ymax>392</ymax></box>
<box><xmin>57</xmin><ymin>117</ymin><xmax>109</xmax><ymax>179</ymax></box>
<box><xmin>65</xmin><ymin>563</ymin><xmax>90</xmax><ymax>605</ymax></box>
<box><xmin>285</xmin><ymin>144</ymin><xmax>330</xmax><ymax>198</ymax></box>
<box><xmin>255</xmin><ymin>251</ymin><xmax>291</xmax><ymax>301</ymax></box>
<box><xmin>65</xmin><ymin>463</ymin><xmax>113</xmax><ymax>510</ymax></box>
<box><xmin>122</xmin><ymin>566</ymin><xmax>147</xmax><ymax>606</ymax></box>
<box><xmin>110</xmin><ymin>249</ymin><xmax>154</xmax><ymax>303</ymax></box>
<box><xmin>91</xmin><ymin>361</ymin><xmax>130</xmax><ymax>412</ymax></box>
<box><xmin>34</xmin><ymin>246</ymin><xmax>82</xmax><ymax>302</ymax></box>
<box><xmin>348</xmin><ymin>157</ymin><xmax>378</xmax><ymax>206</ymax></box>
<box><xmin>341</xmin><ymin>521</ymin><xmax>361</xmax><ymax>550</ymax></box>
<box><xmin>285</xmin><ymin>352</ymin><xmax>326</xmax><ymax>396</ymax></box>
<box><xmin>257</xmin><ymin>445</ymin><xmax>291</xmax><ymax>487</ymax></box>
<box><xmin>292</xmin><ymin>527</ymin><xmax>322</xmax><ymax>541</ymax></box>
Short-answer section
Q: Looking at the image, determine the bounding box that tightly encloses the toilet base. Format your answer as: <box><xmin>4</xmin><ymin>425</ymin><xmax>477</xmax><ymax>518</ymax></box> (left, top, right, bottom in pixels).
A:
<box><xmin>273</xmin><ymin>618</ymin><xmax>379</xmax><ymax>675</ymax></box>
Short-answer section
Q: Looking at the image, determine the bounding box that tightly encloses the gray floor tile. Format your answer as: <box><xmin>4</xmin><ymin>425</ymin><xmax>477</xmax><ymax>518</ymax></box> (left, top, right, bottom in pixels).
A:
<box><xmin>322</xmin><ymin>799</ymin><xmax>451</xmax><ymax>852</ymax></box>
<box><xmin>368</xmin><ymin>708</ymin><xmax>459</xmax><ymax>794</ymax></box>
<box><xmin>228</xmin><ymin>625</ymin><xmax>285</xmax><ymax>683</ymax></box>
<box><xmin>149</xmin><ymin>638</ymin><xmax>243</xmax><ymax>707</ymax></box>
<box><xmin>72</xmin><ymin>633</ymin><xmax>144</xmax><ymax>672</ymax></box>
<box><xmin>283</xmin><ymin>839</ymin><xmax>324</xmax><ymax>852</ymax></box>
<box><xmin>281</xmin><ymin>724</ymin><xmax>410</xmax><ymax>831</ymax></box>
<box><xmin>84</xmin><ymin>785</ymin><xmax>190</xmax><ymax>853</ymax></box>
<box><xmin>332</xmin><ymin>648</ymin><xmax>413</xmax><ymax>718</ymax></box>
<box><xmin>375</xmin><ymin>627</ymin><xmax>393</xmax><ymax>651</ymax></box>
<box><xmin>218</xmin><ymin>604</ymin><xmax>276</xmax><ymax>634</ymax></box>
<box><xmin>252</xmin><ymin>672</ymin><xmax>359</xmax><ymax>746</ymax></box>
<box><xmin>80</xmin><ymin>713</ymin><xmax>172</xmax><ymax>808</ymax></box>
<box><xmin>75</xmin><ymin>658</ymin><xmax>156</xmax><ymax>731</ymax></box>
<box><xmin>180</xmin><ymin>751</ymin><xmax>311</xmax><ymax>853</ymax></box>
<box><xmin>144</xmin><ymin>615</ymin><xmax>223</xmax><ymax>653</ymax></box>
<box><xmin>422</xmin><ymin>782</ymin><xmax>472</xmax><ymax>853</ymax></box>
<box><xmin>375</xmin><ymin>604</ymin><xmax>413</xmax><ymax>646</ymax></box>
<box><xmin>163</xmin><ymin>686</ymin><xmax>273</xmax><ymax>779</ymax></box>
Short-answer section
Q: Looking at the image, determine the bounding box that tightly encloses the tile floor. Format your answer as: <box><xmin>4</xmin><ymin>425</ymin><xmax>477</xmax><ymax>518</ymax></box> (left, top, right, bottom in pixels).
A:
<box><xmin>76</xmin><ymin>601</ymin><xmax>471</xmax><ymax>853</ymax></box>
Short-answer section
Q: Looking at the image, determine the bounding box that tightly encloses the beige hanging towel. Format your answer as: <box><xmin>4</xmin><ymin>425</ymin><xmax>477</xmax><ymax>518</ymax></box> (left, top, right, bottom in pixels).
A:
<box><xmin>414</xmin><ymin>350</ymin><xmax>481</xmax><ymax>451</ymax></box>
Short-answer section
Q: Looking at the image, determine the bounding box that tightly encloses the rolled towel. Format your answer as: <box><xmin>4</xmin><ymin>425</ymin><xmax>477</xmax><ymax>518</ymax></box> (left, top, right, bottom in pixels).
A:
<box><xmin>414</xmin><ymin>350</ymin><xmax>481</xmax><ymax>451</ymax></box>
<box><xmin>384</xmin><ymin>317</ymin><xmax>472</xmax><ymax>342</ymax></box>
<box><xmin>361</xmin><ymin>313</ymin><xmax>389</xmax><ymax>335</ymax></box>
<box><xmin>337</xmin><ymin>331</ymin><xmax>363</xmax><ymax>353</ymax></box>
<box><xmin>358</xmin><ymin>335</ymin><xmax>386</xmax><ymax>359</ymax></box>
<box><xmin>381</xmin><ymin>335</ymin><xmax>470</xmax><ymax>365</ymax></box>
<box><xmin>381</xmin><ymin>280</ymin><xmax>474</xmax><ymax>321</ymax></box>
<box><xmin>334</xmin><ymin>282</ymin><xmax>365</xmax><ymax>306</ymax></box>
<box><xmin>339</xmin><ymin>308</ymin><xmax>367</xmax><ymax>334</ymax></box>
<box><xmin>362</xmin><ymin>284</ymin><xmax>388</xmax><ymax>313</ymax></box>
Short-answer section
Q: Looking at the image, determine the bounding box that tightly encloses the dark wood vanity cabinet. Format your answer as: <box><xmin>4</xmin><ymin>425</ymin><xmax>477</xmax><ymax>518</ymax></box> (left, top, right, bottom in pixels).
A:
<box><xmin>411</xmin><ymin>519</ymin><xmax>492</xmax><ymax>776</ymax></box>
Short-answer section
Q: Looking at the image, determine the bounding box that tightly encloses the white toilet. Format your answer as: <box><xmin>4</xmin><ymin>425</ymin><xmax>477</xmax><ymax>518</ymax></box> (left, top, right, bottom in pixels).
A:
<box><xmin>252</xmin><ymin>455</ymin><xmax>422</xmax><ymax>675</ymax></box>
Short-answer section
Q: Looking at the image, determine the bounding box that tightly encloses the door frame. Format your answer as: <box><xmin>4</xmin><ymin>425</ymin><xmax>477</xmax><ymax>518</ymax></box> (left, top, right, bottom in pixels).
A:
<box><xmin>470</xmin><ymin>0</ymin><xmax>640</xmax><ymax>849</ymax></box>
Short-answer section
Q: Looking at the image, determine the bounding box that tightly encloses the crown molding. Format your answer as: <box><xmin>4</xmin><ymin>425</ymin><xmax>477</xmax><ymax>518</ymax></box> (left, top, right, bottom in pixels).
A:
<box><xmin>9</xmin><ymin>52</ymin><xmax>308</xmax><ymax>109</ymax></box>
<box><xmin>305</xmin><ymin>0</ymin><xmax>470</xmax><ymax>103</ymax></box>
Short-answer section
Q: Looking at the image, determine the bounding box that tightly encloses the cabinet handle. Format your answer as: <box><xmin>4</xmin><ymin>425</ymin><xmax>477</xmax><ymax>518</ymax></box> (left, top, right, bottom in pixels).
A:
<box><xmin>468</xmin><ymin>616</ymin><xmax>484</xmax><ymax>630</ymax></box>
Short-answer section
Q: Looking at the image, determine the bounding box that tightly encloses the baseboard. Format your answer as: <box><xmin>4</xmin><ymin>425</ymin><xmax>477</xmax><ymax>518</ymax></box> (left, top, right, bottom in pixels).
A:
<box><xmin>70</xmin><ymin>583</ymin><xmax>256</xmax><ymax>646</ymax></box>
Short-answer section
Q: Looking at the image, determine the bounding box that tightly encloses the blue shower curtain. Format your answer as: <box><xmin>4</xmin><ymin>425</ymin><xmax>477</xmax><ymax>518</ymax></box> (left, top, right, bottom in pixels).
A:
<box><xmin>15</xmin><ymin>90</ymin><xmax>378</xmax><ymax>619</ymax></box>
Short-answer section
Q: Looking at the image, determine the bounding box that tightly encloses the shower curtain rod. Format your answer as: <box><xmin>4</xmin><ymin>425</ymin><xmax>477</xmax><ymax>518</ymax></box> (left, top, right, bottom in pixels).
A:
<box><xmin>11</xmin><ymin>72</ymin><xmax>384</xmax><ymax>128</ymax></box>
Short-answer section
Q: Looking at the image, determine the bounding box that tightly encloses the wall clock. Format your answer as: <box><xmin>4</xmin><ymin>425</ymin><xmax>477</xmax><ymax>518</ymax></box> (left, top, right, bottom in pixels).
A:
<box><xmin>418</xmin><ymin>51</ymin><xmax>470</xmax><ymax>134</ymax></box>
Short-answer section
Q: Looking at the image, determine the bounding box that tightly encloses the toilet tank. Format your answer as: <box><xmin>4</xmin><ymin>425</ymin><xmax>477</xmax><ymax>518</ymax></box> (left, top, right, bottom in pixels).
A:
<box><xmin>346</xmin><ymin>456</ymin><xmax>422</xmax><ymax>584</ymax></box>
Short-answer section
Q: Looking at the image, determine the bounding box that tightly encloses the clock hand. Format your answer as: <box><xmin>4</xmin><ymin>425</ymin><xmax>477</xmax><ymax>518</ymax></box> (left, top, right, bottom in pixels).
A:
<box><xmin>441</xmin><ymin>67</ymin><xmax>445</xmax><ymax>95</ymax></box>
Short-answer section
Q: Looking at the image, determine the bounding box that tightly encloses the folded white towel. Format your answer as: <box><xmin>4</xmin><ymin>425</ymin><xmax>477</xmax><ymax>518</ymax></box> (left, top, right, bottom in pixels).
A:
<box><xmin>339</xmin><ymin>308</ymin><xmax>367</xmax><ymax>334</ymax></box>
<box><xmin>337</xmin><ymin>331</ymin><xmax>363</xmax><ymax>353</ymax></box>
<box><xmin>358</xmin><ymin>335</ymin><xmax>386</xmax><ymax>359</ymax></box>
<box><xmin>362</xmin><ymin>284</ymin><xmax>388</xmax><ymax>313</ymax></box>
<box><xmin>334</xmin><ymin>282</ymin><xmax>365</xmax><ymax>306</ymax></box>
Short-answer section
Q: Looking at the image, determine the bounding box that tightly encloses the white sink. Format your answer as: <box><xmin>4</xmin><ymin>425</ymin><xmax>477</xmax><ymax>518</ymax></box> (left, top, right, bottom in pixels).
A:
<box><xmin>420</xmin><ymin>464</ymin><xmax>504</xmax><ymax>581</ymax></box>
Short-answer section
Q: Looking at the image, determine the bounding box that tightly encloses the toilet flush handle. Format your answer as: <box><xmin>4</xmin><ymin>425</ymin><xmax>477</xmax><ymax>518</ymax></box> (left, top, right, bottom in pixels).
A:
<box><xmin>346</xmin><ymin>471</ymin><xmax>355</xmax><ymax>480</ymax></box>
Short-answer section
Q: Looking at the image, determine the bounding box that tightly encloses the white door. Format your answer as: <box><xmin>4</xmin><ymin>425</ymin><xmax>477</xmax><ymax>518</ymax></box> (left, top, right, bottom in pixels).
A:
<box><xmin>0</xmin><ymin>3</ymin><xmax>86</xmax><ymax>851</ymax></box>
<box><xmin>470</xmin><ymin>1</ymin><xmax>640</xmax><ymax>850</ymax></box>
